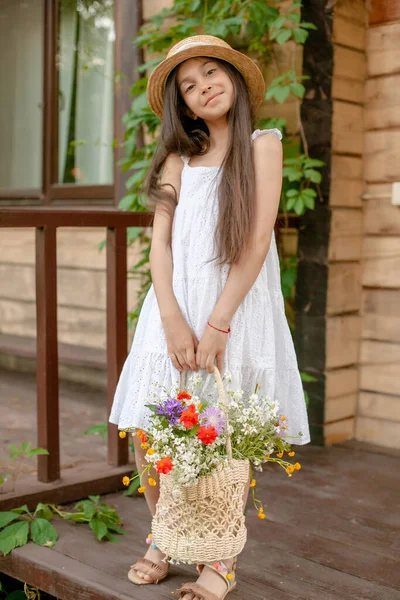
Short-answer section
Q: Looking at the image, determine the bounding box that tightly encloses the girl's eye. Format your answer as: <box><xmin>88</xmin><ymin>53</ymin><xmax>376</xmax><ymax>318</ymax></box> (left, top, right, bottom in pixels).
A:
<box><xmin>207</xmin><ymin>68</ymin><xmax>216</xmax><ymax>75</ymax></box>
<box><xmin>184</xmin><ymin>69</ymin><xmax>216</xmax><ymax>92</ymax></box>
<box><xmin>186</xmin><ymin>84</ymin><xmax>194</xmax><ymax>92</ymax></box>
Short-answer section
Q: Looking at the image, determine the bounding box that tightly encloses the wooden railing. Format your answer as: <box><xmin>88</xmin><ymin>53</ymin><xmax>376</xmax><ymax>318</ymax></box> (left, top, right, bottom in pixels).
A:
<box><xmin>0</xmin><ymin>207</ymin><xmax>152</xmax><ymax>493</ymax></box>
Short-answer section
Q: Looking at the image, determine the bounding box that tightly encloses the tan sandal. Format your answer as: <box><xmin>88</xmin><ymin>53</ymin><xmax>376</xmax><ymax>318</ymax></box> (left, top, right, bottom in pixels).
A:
<box><xmin>178</xmin><ymin>559</ymin><xmax>237</xmax><ymax>599</ymax></box>
<box><xmin>127</xmin><ymin>533</ymin><xmax>169</xmax><ymax>586</ymax></box>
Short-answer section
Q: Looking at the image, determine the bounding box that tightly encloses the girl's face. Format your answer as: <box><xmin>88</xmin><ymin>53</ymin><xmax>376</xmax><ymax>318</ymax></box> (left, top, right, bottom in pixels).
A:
<box><xmin>176</xmin><ymin>58</ymin><xmax>234</xmax><ymax>122</ymax></box>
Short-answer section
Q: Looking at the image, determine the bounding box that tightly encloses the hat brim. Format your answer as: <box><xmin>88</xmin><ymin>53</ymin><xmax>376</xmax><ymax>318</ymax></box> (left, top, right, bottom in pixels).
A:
<box><xmin>147</xmin><ymin>45</ymin><xmax>266</xmax><ymax>119</ymax></box>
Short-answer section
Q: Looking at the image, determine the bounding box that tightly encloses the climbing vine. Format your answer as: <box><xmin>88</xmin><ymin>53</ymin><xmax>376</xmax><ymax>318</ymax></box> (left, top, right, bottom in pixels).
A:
<box><xmin>119</xmin><ymin>0</ymin><xmax>324</xmax><ymax>328</ymax></box>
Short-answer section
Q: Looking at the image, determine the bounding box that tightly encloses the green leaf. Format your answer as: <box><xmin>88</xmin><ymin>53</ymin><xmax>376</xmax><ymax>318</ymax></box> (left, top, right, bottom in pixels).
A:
<box><xmin>300</xmin><ymin>21</ymin><xmax>318</xmax><ymax>30</ymax></box>
<box><xmin>89</xmin><ymin>517</ymin><xmax>108</xmax><ymax>541</ymax></box>
<box><xmin>84</xmin><ymin>423</ymin><xmax>107</xmax><ymax>439</ymax></box>
<box><xmin>88</xmin><ymin>495</ymin><xmax>100</xmax><ymax>505</ymax></box>
<box><xmin>21</xmin><ymin>442</ymin><xmax>31</xmax><ymax>453</ymax></box>
<box><xmin>5</xmin><ymin>592</ymin><xmax>28</xmax><ymax>600</ymax></box>
<box><xmin>276</xmin><ymin>29</ymin><xmax>292</xmax><ymax>45</ymax></box>
<box><xmin>0</xmin><ymin>521</ymin><xmax>29</xmax><ymax>556</ymax></box>
<box><xmin>301</xmin><ymin>371</ymin><xmax>318</xmax><ymax>382</ymax></box>
<box><xmin>26</xmin><ymin>447</ymin><xmax>49</xmax><ymax>457</ymax></box>
<box><xmin>304</xmin><ymin>168</ymin><xmax>322</xmax><ymax>183</ymax></box>
<box><xmin>270</xmin><ymin>85</ymin><xmax>290</xmax><ymax>104</ymax></box>
<box><xmin>286</xmin><ymin>188</ymin><xmax>299</xmax><ymax>198</ymax></box>
<box><xmin>294</xmin><ymin>197</ymin><xmax>305</xmax><ymax>215</ymax></box>
<box><xmin>287</xmin><ymin>13</ymin><xmax>301</xmax><ymax>24</ymax></box>
<box><xmin>304</xmin><ymin>158</ymin><xmax>325</xmax><ymax>168</ymax></box>
<box><xmin>302</xmin><ymin>188</ymin><xmax>317</xmax><ymax>198</ymax></box>
<box><xmin>11</xmin><ymin>505</ymin><xmax>30</xmax><ymax>515</ymax></box>
<box><xmin>30</xmin><ymin>518</ymin><xmax>58</xmax><ymax>547</ymax></box>
<box><xmin>286</xmin><ymin>197</ymin><xmax>297</xmax><ymax>211</ymax></box>
<box><xmin>0</xmin><ymin>511</ymin><xmax>20</xmax><ymax>529</ymax></box>
<box><xmin>302</xmin><ymin>193</ymin><xmax>315</xmax><ymax>210</ymax></box>
<box><xmin>290</xmin><ymin>82</ymin><xmax>306</xmax><ymax>99</ymax></box>
<box><xmin>292</xmin><ymin>28</ymin><xmax>309</xmax><ymax>44</ymax></box>
<box><xmin>34</xmin><ymin>503</ymin><xmax>53</xmax><ymax>520</ymax></box>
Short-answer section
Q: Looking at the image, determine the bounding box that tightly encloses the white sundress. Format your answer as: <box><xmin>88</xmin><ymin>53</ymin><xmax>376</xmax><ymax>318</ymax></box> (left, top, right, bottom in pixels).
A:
<box><xmin>109</xmin><ymin>128</ymin><xmax>311</xmax><ymax>446</ymax></box>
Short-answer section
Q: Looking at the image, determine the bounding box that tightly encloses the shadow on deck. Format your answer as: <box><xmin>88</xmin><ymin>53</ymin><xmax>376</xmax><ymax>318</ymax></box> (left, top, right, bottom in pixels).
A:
<box><xmin>1</xmin><ymin>442</ymin><xmax>400</xmax><ymax>600</ymax></box>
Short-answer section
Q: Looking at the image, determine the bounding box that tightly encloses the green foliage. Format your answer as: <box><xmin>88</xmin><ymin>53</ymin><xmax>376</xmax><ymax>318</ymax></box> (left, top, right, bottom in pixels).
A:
<box><xmin>54</xmin><ymin>496</ymin><xmax>125</xmax><ymax>543</ymax></box>
<box><xmin>0</xmin><ymin>443</ymin><xmax>49</xmax><ymax>494</ymax></box>
<box><xmin>84</xmin><ymin>423</ymin><xmax>108</xmax><ymax>439</ymax></box>
<box><xmin>122</xmin><ymin>470</ymin><xmax>141</xmax><ymax>497</ymax></box>
<box><xmin>0</xmin><ymin>498</ymin><xmax>125</xmax><ymax>557</ymax></box>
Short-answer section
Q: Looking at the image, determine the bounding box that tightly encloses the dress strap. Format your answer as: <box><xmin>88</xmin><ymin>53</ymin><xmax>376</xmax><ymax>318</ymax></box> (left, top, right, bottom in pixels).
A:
<box><xmin>179</xmin><ymin>155</ymin><xmax>190</xmax><ymax>165</ymax></box>
<box><xmin>251</xmin><ymin>128</ymin><xmax>282</xmax><ymax>142</ymax></box>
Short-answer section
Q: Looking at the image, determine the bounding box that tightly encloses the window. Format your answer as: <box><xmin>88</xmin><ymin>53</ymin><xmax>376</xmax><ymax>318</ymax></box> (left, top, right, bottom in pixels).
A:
<box><xmin>0</xmin><ymin>0</ymin><xmax>44</xmax><ymax>189</ymax></box>
<box><xmin>58</xmin><ymin>0</ymin><xmax>115</xmax><ymax>185</ymax></box>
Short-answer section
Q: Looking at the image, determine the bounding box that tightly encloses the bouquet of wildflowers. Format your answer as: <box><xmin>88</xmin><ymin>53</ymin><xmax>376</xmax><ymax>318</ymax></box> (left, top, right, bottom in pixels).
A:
<box><xmin>122</xmin><ymin>371</ymin><xmax>302</xmax><ymax>520</ymax></box>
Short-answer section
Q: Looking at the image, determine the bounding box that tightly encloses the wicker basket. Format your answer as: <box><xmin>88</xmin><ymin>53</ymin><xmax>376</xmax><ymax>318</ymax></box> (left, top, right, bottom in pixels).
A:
<box><xmin>151</xmin><ymin>366</ymin><xmax>249</xmax><ymax>564</ymax></box>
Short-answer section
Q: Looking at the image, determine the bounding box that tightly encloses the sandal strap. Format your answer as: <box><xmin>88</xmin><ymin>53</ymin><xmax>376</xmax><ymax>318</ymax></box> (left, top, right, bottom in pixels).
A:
<box><xmin>178</xmin><ymin>582</ymin><xmax>225</xmax><ymax>600</ymax></box>
<box><xmin>130</xmin><ymin>557</ymin><xmax>168</xmax><ymax>581</ymax></box>
<box><xmin>197</xmin><ymin>560</ymin><xmax>235</xmax><ymax>587</ymax></box>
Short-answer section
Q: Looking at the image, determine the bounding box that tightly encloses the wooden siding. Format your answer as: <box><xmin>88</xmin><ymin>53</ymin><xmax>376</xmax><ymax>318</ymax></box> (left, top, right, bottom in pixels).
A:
<box><xmin>324</xmin><ymin>0</ymin><xmax>368</xmax><ymax>444</ymax></box>
<box><xmin>356</xmin><ymin>9</ymin><xmax>400</xmax><ymax>449</ymax></box>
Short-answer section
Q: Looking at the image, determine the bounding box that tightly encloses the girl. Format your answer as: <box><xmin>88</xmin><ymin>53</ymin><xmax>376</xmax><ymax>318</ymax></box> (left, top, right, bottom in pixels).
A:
<box><xmin>109</xmin><ymin>34</ymin><xmax>310</xmax><ymax>600</ymax></box>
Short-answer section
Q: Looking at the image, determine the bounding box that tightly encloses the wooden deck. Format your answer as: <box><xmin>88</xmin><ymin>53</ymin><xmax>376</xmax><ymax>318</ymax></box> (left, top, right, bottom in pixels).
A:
<box><xmin>1</xmin><ymin>442</ymin><xmax>400</xmax><ymax>600</ymax></box>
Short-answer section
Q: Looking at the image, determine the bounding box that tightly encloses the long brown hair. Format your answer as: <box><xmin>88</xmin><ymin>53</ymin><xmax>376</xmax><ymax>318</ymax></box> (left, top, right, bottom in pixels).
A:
<box><xmin>142</xmin><ymin>57</ymin><xmax>257</xmax><ymax>265</ymax></box>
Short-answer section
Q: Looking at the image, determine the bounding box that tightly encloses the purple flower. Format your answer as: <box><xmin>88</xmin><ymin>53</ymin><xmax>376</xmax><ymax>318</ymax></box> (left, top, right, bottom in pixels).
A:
<box><xmin>200</xmin><ymin>406</ymin><xmax>226</xmax><ymax>434</ymax></box>
<box><xmin>155</xmin><ymin>398</ymin><xmax>184</xmax><ymax>425</ymax></box>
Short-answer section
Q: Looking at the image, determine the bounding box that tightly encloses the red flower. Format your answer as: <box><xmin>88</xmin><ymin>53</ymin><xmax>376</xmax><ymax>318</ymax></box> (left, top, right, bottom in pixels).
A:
<box><xmin>156</xmin><ymin>457</ymin><xmax>173</xmax><ymax>474</ymax></box>
<box><xmin>177</xmin><ymin>391</ymin><xmax>192</xmax><ymax>401</ymax></box>
<box><xmin>197</xmin><ymin>425</ymin><xmax>218</xmax><ymax>445</ymax></box>
<box><xmin>136</xmin><ymin>429</ymin><xmax>147</xmax><ymax>443</ymax></box>
<box><xmin>180</xmin><ymin>404</ymin><xmax>199</xmax><ymax>429</ymax></box>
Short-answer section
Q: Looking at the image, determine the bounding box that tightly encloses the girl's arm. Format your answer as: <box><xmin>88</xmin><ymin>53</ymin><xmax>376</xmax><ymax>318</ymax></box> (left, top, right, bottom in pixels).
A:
<box><xmin>150</xmin><ymin>153</ymin><xmax>199</xmax><ymax>372</ymax></box>
<box><xmin>196</xmin><ymin>133</ymin><xmax>283</xmax><ymax>373</ymax></box>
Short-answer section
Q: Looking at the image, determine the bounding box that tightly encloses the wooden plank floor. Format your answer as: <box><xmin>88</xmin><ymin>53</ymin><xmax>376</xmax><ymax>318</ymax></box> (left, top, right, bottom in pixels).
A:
<box><xmin>1</xmin><ymin>442</ymin><xmax>400</xmax><ymax>600</ymax></box>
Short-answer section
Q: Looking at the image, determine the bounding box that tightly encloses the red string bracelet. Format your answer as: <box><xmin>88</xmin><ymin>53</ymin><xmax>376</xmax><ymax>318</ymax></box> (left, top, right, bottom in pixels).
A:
<box><xmin>207</xmin><ymin>321</ymin><xmax>231</xmax><ymax>334</ymax></box>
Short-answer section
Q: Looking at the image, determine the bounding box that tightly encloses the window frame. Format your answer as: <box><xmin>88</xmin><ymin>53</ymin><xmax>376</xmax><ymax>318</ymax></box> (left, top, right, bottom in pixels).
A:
<box><xmin>0</xmin><ymin>0</ymin><xmax>142</xmax><ymax>207</ymax></box>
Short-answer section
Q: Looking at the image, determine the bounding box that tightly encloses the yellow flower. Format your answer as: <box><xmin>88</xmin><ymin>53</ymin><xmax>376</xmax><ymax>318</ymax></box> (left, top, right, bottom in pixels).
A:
<box><xmin>258</xmin><ymin>512</ymin><xmax>266</xmax><ymax>520</ymax></box>
<box><xmin>288</xmin><ymin>451</ymin><xmax>295</xmax><ymax>457</ymax></box>
<box><xmin>280</xmin><ymin>416</ymin><xmax>286</xmax><ymax>421</ymax></box>
<box><xmin>148</xmin><ymin>478</ymin><xmax>157</xmax><ymax>487</ymax></box>
<box><xmin>119</xmin><ymin>431</ymin><xmax>127</xmax><ymax>439</ymax></box>
<box><xmin>294</xmin><ymin>462</ymin><xmax>301</xmax><ymax>470</ymax></box>
<box><xmin>122</xmin><ymin>476</ymin><xmax>130</xmax><ymax>486</ymax></box>
<box><xmin>276</xmin><ymin>452</ymin><xmax>284</xmax><ymax>458</ymax></box>
<box><xmin>140</xmin><ymin>442</ymin><xmax>148</xmax><ymax>450</ymax></box>
<box><xmin>147</xmin><ymin>448</ymin><xmax>156</xmax><ymax>456</ymax></box>
<box><xmin>198</xmin><ymin>404</ymin><xmax>203</xmax><ymax>410</ymax></box>
<box><xmin>249</xmin><ymin>479</ymin><xmax>256</xmax><ymax>488</ymax></box>
<box><xmin>286</xmin><ymin>465</ymin><xmax>295</xmax><ymax>474</ymax></box>
<box><xmin>138</xmin><ymin>486</ymin><xmax>146</xmax><ymax>493</ymax></box>
<box><xmin>226</xmin><ymin>574</ymin><xmax>233</xmax><ymax>581</ymax></box>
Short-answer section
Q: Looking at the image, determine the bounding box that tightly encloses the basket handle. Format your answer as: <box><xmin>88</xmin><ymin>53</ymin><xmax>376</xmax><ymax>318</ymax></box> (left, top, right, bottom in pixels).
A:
<box><xmin>179</xmin><ymin>366</ymin><xmax>232</xmax><ymax>461</ymax></box>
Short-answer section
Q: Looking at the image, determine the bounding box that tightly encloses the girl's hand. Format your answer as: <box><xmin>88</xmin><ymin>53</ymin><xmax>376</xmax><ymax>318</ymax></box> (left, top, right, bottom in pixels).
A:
<box><xmin>162</xmin><ymin>312</ymin><xmax>199</xmax><ymax>372</ymax></box>
<box><xmin>196</xmin><ymin>325</ymin><xmax>229</xmax><ymax>373</ymax></box>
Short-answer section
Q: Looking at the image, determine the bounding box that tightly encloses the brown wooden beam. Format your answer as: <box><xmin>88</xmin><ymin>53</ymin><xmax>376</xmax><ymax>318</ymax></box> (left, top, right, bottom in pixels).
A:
<box><xmin>0</xmin><ymin>207</ymin><xmax>153</xmax><ymax>228</ymax></box>
<box><xmin>106</xmin><ymin>227</ymin><xmax>129</xmax><ymax>466</ymax></box>
<box><xmin>42</xmin><ymin>0</ymin><xmax>58</xmax><ymax>204</ymax></box>
<box><xmin>36</xmin><ymin>226</ymin><xmax>60</xmax><ymax>482</ymax></box>
<box><xmin>0</xmin><ymin>463</ymin><xmax>133</xmax><ymax>511</ymax></box>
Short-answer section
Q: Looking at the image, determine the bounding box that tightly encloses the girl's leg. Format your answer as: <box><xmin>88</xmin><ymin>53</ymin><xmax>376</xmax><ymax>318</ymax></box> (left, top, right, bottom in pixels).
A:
<box><xmin>181</xmin><ymin>481</ymin><xmax>250</xmax><ymax>600</ymax></box>
<box><xmin>131</xmin><ymin>435</ymin><xmax>166</xmax><ymax>582</ymax></box>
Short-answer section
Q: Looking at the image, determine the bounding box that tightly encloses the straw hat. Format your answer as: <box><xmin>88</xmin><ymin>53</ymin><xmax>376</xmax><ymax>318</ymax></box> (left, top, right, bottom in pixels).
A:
<box><xmin>146</xmin><ymin>35</ymin><xmax>266</xmax><ymax>119</ymax></box>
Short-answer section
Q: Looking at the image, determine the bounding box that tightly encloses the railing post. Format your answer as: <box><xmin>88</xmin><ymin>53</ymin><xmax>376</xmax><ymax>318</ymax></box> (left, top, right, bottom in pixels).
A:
<box><xmin>106</xmin><ymin>226</ymin><xmax>129</xmax><ymax>466</ymax></box>
<box><xmin>36</xmin><ymin>225</ymin><xmax>60</xmax><ymax>482</ymax></box>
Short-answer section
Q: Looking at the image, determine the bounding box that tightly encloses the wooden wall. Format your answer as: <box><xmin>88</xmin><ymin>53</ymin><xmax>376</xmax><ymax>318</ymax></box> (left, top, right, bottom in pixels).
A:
<box><xmin>356</xmin><ymin>2</ymin><xmax>400</xmax><ymax>449</ymax></box>
<box><xmin>322</xmin><ymin>0</ymin><xmax>368</xmax><ymax>444</ymax></box>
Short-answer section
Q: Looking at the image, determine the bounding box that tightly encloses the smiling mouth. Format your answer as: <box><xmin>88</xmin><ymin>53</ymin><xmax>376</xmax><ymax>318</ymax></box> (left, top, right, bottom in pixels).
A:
<box><xmin>206</xmin><ymin>93</ymin><xmax>222</xmax><ymax>105</ymax></box>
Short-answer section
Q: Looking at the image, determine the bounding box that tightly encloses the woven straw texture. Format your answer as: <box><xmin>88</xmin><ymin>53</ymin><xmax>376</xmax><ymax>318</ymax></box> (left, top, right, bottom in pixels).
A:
<box><xmin>151</xmin><ymin>366</ymin><xmax>250</xmax><ymax>564</ymax></box>
<box><xmin>146</xmin><ymin>34</ymin><xmax>265</xmax><ymax>119</ymax></box>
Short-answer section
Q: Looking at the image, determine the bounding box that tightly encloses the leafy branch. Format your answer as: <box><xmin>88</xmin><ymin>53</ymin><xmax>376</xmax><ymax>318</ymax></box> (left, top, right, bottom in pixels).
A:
<box><xmin>0</xmin><ymin>497</ymin><xmax>125</xmax><ymax>557</ymax></box>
